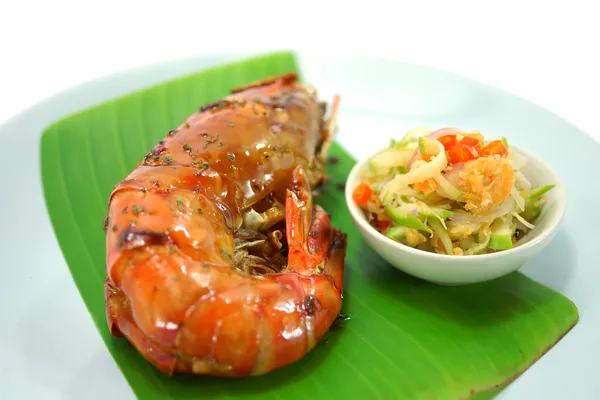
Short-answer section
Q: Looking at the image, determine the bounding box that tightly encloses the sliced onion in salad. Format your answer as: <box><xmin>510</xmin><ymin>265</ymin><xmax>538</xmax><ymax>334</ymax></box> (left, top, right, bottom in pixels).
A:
<box><xmin>380</xmin><ymin>139</ymin><xmax>448</xmax><ymax>204</ymax></box>
<box><xmin>428</xmin><ymin>217</ymin><xmax>454</xmax><ymax>255</ymax></box>
<box><xmin>509</xmin><ymin>150</ymin><xmax>528</xmax><ymax>170</ymax></box>
<box><xmin>464</xmin><ymin>231</ymin><xmax>492</xmax><ymax>255</ymax></box>
<box><xmin>449</xmin><ymin>198</ymin><xmax>515</xmax><ymax>224</ymax></box>
<box><xmin>512</xmin><ymin>211</ymin><xmax>535</xmax><ymax>229</ymax></box>
<box><xmin>514</xmin><ymin>171</ymin><xmax>532</xmax><ymax>191</ymax></box>
<box><xmin>442</xmin><ymin>162</ymin><xmax>464</xmax><ymax>187</ymax></box>
<box><xmin>434</xmin><ymin>174</ymin><xmax>462</xmax><ymax>200</ymax></box>
<box><xmin>410</xmin><ymin>159</ymin><xmax>428</xmax><ymax>171</ymax></box>
<box><xmin>407</xmin><ymin>127</ymin><xmax>462</xmax><ymax>168</ymax></box>
<box><xmin>511</xmin><ymin>187</ymin><xmax>526</xmax><ymax>212</ymax></box>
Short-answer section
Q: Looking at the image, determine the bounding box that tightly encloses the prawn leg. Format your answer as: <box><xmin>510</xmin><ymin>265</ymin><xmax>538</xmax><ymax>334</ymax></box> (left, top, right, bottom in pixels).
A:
<box><xmin>286</xmin><ymin>165</ymin><xmax>331</xmax><ymax>275</ymax></box>
<box><xmin>284</xmin><ymin>165</ymin><xmax>347</xmax><ymax>348</ymax></box>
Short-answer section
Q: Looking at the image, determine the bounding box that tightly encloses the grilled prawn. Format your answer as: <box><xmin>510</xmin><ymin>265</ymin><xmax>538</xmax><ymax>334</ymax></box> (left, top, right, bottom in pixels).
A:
<box><xmin>103</xmin><ymin>73</ymin><xmax>346</xmax><ymax>377</ymax></box>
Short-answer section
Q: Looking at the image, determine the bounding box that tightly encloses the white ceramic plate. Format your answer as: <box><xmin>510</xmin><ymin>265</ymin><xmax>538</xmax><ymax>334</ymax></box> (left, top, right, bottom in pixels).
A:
<box><xmin>1</xmin><ymin>52</ymin><xmax>598</xmax><ymax>399</ymax></box>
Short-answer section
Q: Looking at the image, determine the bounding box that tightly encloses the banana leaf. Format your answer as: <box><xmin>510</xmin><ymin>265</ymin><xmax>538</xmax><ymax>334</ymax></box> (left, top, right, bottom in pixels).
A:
<box><xmin>40</xmin><ymin>51</ymin><xmax>578</xmax><ymax>400</ymax></box>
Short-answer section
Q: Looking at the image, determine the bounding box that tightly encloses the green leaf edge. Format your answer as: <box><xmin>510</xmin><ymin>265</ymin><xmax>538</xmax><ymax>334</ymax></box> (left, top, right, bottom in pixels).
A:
<box><xmin>38</xmin><ymin>50</ymin><xmax>580</xmax><ymax>400</ymax></box>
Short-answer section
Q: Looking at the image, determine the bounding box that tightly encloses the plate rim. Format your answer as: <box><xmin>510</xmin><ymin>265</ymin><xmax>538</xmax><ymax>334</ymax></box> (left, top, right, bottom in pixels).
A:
<box><xmin>1</xmin><ymin>50</ymin><xmax>598</xmax><ymax>400</ymax></box>
<box><xmin>2</xmin><ymin>49</ymin><xmax>597</xmax><ymax>148</ymax></box>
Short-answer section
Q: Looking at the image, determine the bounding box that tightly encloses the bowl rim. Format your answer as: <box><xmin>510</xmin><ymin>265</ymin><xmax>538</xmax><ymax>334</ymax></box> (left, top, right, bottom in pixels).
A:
<box><xmin>344</xmin><ymin>142</ymin><xmax>567</xmax><ymax>261</ymax></box>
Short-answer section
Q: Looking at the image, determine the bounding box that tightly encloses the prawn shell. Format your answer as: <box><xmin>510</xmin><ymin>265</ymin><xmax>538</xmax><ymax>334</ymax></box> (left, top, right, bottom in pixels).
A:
<box><xmin>103</xmin><ymin>72</ymin><xmax>346</xmax><ymax>377</ymax></box>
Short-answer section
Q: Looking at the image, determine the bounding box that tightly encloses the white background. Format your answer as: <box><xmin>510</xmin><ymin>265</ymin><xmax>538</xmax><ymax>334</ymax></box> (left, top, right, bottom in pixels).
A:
<box><xmin>1</xmin><ymin>1</ymin><xmax>599</xmax><ymax>399</ymax></box>
<box><xmin>1</xmin><ymin>0</ymin><xmax>599</xmax><ymax>146</ymax></box>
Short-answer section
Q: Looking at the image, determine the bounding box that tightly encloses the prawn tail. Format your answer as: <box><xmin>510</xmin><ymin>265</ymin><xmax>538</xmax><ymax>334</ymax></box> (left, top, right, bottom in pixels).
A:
<box><xmin>284</xmin><ymin>162</ymin><xmax>346</xmax><ymax>289</ymax></box>
<box><xmin>286</xmin><ymin>165</ymin><xmax>327</xmax><ymax>274</ymax></box>
<box><xmin>283</xmin><ymin>164</ymin><xmax>347</xmax><ymax>351</ymax></box>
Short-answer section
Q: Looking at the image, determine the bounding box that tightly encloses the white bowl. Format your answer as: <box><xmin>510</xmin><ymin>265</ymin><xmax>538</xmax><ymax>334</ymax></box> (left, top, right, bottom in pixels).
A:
<box><xmin>345</xmin><ymin>145</ymin><xmax>567</xmax><ymax>285</ymax></box>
